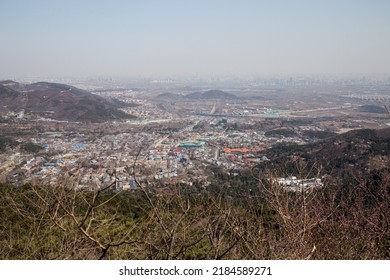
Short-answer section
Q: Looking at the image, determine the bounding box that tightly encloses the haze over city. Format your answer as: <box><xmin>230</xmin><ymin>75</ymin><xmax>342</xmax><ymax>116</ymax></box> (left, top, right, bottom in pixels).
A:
<box><xmin>1</xmin><ymin>0</ymin><xmax>390</xmax><ymax>78</ymax></box>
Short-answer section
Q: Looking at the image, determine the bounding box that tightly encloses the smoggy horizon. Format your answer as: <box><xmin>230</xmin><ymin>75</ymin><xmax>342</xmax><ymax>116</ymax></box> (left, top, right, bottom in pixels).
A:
<box><xmin>1</xmin><ymin>0</ymin><xmax>390</xmax><ymax>78</ymax></box>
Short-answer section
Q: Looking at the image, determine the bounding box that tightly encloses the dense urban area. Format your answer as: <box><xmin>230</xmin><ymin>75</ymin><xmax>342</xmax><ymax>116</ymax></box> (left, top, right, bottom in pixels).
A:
<box><xmin>1</xmin><ymin>76</ymin><xmax>390</xmax><ymax>190</ymax></box>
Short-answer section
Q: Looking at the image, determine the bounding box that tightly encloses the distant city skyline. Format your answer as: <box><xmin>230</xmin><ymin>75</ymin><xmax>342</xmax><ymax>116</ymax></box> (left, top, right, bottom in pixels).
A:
<box><xmin>1</xmin><ymin>0</ymin><xmax>390</xmax><ymax>79</ymax></box>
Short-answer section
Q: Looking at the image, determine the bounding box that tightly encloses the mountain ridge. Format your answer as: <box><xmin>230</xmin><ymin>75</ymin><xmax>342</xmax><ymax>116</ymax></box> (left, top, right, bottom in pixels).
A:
<box><xmin>0</xmin><ymin>81</ymin><xmax>136</xmax><ymax>122</ymax></box>
<box><xmin>185</xmin><ymin>89</ymin><xmax>238</xmax><ymax>100</ymax></box>
<box><xmin>261</xmin><ymin>127</ymin><xmax>390</xmax><ymax>175</ymax></box>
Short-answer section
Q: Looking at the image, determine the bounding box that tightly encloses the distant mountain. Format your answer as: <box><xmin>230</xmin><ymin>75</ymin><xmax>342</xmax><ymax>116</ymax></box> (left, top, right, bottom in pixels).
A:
<box><xmin>0</xmin><ymin>81</ymin><xmax>136</xmax><ymax>122</ymax></box>
<box><xmin>358</xmin><ymin>105</ymin><xmax>387</xmax><ymax>114</ymax></box>
<box><xmin>155</xmin><ymin>92</ymin><xmax>184</xmax><ymax>99</ymax></box>
<box><xmin>244</xmin><ymin>95</ymin><xmax>267</xmax><ymax>100</ymax></box>
<box><xmin>185</xmin><ymin>90</ymin><xmax>238</xmax><ymax>100</ymax></box>
<box><xmin>0</xmin><ymin>81</ymin><xmax>20</xmax><ymax>97</ymax></box>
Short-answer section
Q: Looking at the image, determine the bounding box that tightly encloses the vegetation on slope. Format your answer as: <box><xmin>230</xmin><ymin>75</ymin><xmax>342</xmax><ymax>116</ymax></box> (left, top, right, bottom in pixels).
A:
<box><xmin>0</xmin><ymin>81</ymin><xmax>136</xmax><ymax>122</ymax></box>
<box><xmin>1</xmin><ymin>166</ymin><xmax>389</xmax><ymax>260</ymax></box>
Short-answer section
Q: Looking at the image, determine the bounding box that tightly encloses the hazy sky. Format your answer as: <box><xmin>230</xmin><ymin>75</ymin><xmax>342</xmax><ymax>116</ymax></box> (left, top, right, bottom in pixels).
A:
<box><xmin>1</xmin><ymin>0</ymin><xmax>390</xmax><ymax>78</ymax></box>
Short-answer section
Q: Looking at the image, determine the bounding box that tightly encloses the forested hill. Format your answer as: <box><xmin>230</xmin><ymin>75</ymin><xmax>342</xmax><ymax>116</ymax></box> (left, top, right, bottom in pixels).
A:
<box><xmin>0</xmin><ymin>81</ymin><xmax>136</xmax><ymax>122</ymax></box>
<box><xmin>261</xmin><ymin>127</ymin><xmax>390</xmax><ymax>175</ymax></box>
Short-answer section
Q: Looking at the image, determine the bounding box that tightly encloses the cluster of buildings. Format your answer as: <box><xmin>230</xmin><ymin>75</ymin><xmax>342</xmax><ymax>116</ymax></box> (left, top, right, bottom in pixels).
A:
<box><xmin>271</xmin><ymin>176</ymin><xmax>324</xmax><ymax>192</ymax></box>
<box><xmin>1</xmin><ymin>113</ymin><xmax>315</xmax><ymax>189</ymax></box>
